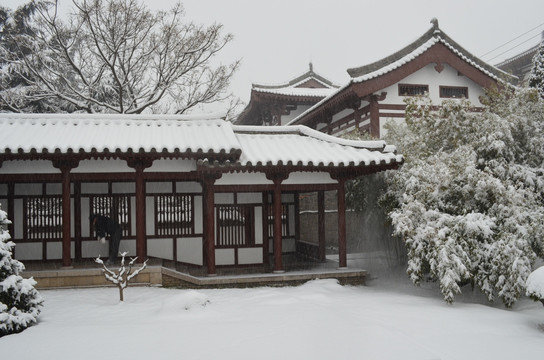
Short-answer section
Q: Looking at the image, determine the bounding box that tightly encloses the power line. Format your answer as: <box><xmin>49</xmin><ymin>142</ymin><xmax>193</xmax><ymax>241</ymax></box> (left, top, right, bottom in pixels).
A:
<box><xmin>487</xmin><ymin>32</ymin><xmax>542</xmax><ymax>62</ymax></box>
<box><xmin>480</xmin><ymin>21</ymin><xmax>544</xmax><ymax>58</ymax></box>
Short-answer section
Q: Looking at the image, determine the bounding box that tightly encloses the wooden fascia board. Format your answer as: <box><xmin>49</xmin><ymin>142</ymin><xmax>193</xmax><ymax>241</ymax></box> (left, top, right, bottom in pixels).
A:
<box><xmin>294</xmin><ymin>87</ymin><xmax>360</xmax><ymax>127</ymax></box>
<box><xmin>351</xmin><ymin>42</ymin><xmax>498</xmax><ymax>99</ymax></box>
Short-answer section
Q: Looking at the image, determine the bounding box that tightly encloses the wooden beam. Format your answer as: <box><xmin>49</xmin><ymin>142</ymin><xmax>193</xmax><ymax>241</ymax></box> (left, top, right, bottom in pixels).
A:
<box><xmin>317</xmin><ymin>190</ymin><xmax>326</xmax><ymax>262</ymax></box>
<box><xmin>337</xmin><ymin>179</ymin><xmax>347</xmax><ymax>268</ymax></box>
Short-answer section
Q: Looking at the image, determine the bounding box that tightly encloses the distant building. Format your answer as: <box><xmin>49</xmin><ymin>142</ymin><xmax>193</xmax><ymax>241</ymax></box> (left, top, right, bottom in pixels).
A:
<box><xmin>495</xmin><ymin>32</ymin><xmax>544</xmax><ymax>86</ymax></box>
<box><xmin>238</xmin><ymin>19</ymin><xmax>515</xmax><ymax>139</ymax></box>
<box><xmin>236</xmin><ymin>63</ymin><xmax>339</xmax><ymax>126</ymax></box>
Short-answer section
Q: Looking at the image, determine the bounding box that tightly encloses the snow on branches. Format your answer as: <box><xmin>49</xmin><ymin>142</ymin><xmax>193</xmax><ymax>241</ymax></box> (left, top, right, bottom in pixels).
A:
<box><xmin>382</xmin><ymin>89</ymin><xmax>544</xmax><ymax>307</ymax></box>
<box><xmin>95</xmin><ymin>252</ymin><xmax>148</xmax><ymax>302</ymax></box>
<box><xmin>0</xmin><ymin>205</ymin><xmax>43</xmax><ymax>337</ymax></box>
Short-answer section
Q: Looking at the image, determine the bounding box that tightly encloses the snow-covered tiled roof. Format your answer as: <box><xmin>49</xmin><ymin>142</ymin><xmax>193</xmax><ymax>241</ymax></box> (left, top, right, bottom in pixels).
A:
<box><xmin>348</xmin><ymin>21</ymin><xmax>513</xmax><ymax>83</ymax></box>
<box><xmin>0</xmin><ymin>113</ymin><xmax>240</xmax><ymax>155</ymax></box>
<box><xmin>0</xmin><ymin>113</ymin><xmax>402</xmax><ymax>171</ymax></box>
<box><xmin>232</xmin><ymin>125</ymin><xmax>401</xmax><ymax>167</ymax></box>
<box><xmin>252</xmin><ymin>86</ymin><xmax>338</xmax><ymax>98</ymax></box>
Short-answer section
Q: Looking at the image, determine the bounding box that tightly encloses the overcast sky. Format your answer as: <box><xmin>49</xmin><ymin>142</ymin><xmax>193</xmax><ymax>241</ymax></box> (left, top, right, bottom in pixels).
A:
<box><xmin>4</xmin><ymin>0</ymin><xmax>544</xmax><ymax>109</ymax></box>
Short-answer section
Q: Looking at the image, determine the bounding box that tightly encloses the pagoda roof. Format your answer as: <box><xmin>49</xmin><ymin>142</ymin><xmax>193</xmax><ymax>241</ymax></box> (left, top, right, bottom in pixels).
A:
<box><xmin>288</xmin><ymin>19</ymin><xmax>515</xmax><ymax>127</ymax></box>
<box><xmin>0</xmin><ymin>113</ymin><xmax>402</xmax><ymax>174</ymax></box>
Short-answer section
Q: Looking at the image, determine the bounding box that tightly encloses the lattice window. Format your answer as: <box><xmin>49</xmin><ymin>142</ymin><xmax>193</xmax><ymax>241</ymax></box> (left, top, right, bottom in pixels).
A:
<box><xmin>268</xmin><ymin>204</ymin><xmax>289</xmax><ymax>238</ymax></box>
<box><xmin>90</xmin><ymin>195</ymin><xmax>130</xmax><ymax>237</ymax></box>
<box><xmin>24</xmin><ymin>196</ymin><xmax>62</xmax><ymax>240</ymax></box>
<box><xmin>440</xmin><ymin>86</ymin><xmax>468</xmax><ymax>98</ymax></box>
<box><xmin>398</xmin><ymin>84</ymin><xmax>429</xmax><ymax>96</ymax></box>
<box><xmin>216</xmin><ymin>205</ymin><xmax>253</xmax><ymax>247</ymax></box>
<box><xmin>155</xmin><ymin>194</ymin><xmax>194</xmax><ymax>236</ymax></box>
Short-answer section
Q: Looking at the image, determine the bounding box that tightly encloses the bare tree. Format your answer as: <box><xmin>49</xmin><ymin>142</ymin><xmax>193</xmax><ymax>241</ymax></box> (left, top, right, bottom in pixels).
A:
<box><xmin>95</xmin><ymin>252</ymin><xmax>148</xmax><ymax>302</ymax></box>
<box><xmin>1</xmin><ymin>0</ymin><xmax>239</xmax><ymax>114</ymax></box>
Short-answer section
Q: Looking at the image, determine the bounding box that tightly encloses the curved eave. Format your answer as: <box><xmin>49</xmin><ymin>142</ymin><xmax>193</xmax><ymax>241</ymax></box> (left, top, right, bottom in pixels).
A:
<box><xmin>0</xmin><ymin>148</ymin><xmax>241</xmax><ymax>163</ymax></box>
<box><xmin>197</xmin><ymin>158</ymin><xmax>404</xmax><ymax>177</ymax></box>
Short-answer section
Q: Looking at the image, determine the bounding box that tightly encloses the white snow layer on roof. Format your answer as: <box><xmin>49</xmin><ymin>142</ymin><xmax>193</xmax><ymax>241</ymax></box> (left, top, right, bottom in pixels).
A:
<box><xmin>351</xmin><ymin>35</ymin><xmax>505</xmax><ymax>83</ymax></box>
<box><xmin>288</xmin><ymin>33</ymin><xmax>507</xmax><ymax>125</ymax></box>
<box><xmin>0</xmin><ymin>113</ymin><xmax>402</xmax><ymax>168</ymax></box>
<box><xmin>0</xmin><ymin>113</ymin><xmax>240</xmax><ymax>154</ymax></box>
<box><xmin>252</xmin><ymin>86</ymin><xmax>337</xmax><ymax>97</ymax></box>
<box><xmin>233</xmin><ymin>125</ymin><xmax>401</xmax><ymax>167</ymax></box>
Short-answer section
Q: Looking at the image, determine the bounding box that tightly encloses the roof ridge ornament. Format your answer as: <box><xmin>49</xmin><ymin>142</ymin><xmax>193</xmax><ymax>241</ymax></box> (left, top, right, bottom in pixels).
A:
<box><xmin>431</xmin><ymin>18</ymin><xmax>440</xmax><ymax>33</ymax></box>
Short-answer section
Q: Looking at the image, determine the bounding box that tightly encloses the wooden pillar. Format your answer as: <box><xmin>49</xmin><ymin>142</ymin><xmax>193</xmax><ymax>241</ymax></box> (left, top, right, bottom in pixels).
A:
<box><xmin>273</xmin><ymin>178</ymin><xmax>283</xmax><ymax>272</ymax></box>
<box><xmin>369</xmin><ymin>95</ymin><xmax>380</xmax><ymax>138</ymax></box>
<box><xmin>126</xmin><ymin>158</ymin><xmax>153</xmax><ymax>261</ymax></box>
<box><xmin>53</xmin><ymin>158</ymin><xmax>79</xmax><ymax>268</ymax></box>
<box><xmin>135</xmin><ymin>166</ymin><xmax>146</xmax><ymax>260</ymax></box>
<box><xmin>317</xmin><ymin>190</ymin><xmax>326</xmax><ymax>262</ymax></box>
<box><xmin>294</xmin><ymin>192</ymin><xmax>300</xmax><ymax>246</ymax></box>
<box><xmin>202</xmin><ymin>175</ymin><xmax>219</xmax><ymax>276</ymax></box>
<box><xmin>262</xmin><ymin>192</ymin><xmax>270</xmax><ymax>266</ymax></box>
<box><xmin>266</xmin><ymin>172</ymin><xmax>288</xmax><ymax>273</ymax></box>
<box><xmin>369</xmin><ymin>92</ymin><xmax>387</xmax><ymax>138</ymax></box>
<box><xmin>7</xmin><ymin>183</ymin><xmax>14</xmax><ymax>239</ymax></box>
<box><xmin>337</xmin><ymin>178</ymin><xmax>347</xmax><ymax>268</ymax></box>
<box><xmin>74</xmin><ymin>182</ymin><xmax>82</xmax><ymax>260</ymax></box>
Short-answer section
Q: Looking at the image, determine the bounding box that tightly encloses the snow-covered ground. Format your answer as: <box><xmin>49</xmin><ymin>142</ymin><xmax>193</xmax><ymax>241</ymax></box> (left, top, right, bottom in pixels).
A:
<box><xmin>2</xmin><ymin>266</ymin><xmax>543</xmax><ymax>360</ymax></box>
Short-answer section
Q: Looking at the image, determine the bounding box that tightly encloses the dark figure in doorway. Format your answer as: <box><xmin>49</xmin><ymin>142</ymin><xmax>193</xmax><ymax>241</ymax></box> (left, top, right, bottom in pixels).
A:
<box><xmin>89</xmin><ymin>214</ymin><xmax>122</xmax><ymax>265</ymax></box>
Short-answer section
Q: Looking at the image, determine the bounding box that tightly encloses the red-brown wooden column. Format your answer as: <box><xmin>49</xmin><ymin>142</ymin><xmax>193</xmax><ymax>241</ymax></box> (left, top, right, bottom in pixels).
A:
<box><xmin>202</xmin><ymin>174</ymin><xmax>220</xmax><ymax>276</ymax></box>
<box><xmin>126</xmin><ymin>158</ymin><xmax>153</xmax><ymax>261</ymax></box>
<box><xmin>337</xmin><ymin>178</ymin><xmax>347</xmax><ymax>269</ymax></box>
<box><xmin>53</xmin><ymin>159</ymin><xmax>79</xmax><ymax>268</ymax></box>
<box><xmin>266</xmin><ymin>172</ymin><xmax>288</xmax><ymax>273</ymax></box>
<box><xmin>369</xmin><ymin>92</ymin><xmax>387</xmax><ymax>138</ymax></box>
<box><xmin>317</xmin><ymin>190</ymin><xmax>326</xmax><ymax>262</ymax></box>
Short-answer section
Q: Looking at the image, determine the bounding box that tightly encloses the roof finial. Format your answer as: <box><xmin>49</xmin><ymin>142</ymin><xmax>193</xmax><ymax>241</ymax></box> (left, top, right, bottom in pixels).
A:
<box><xmin>431</xmin><ymin>18</ymin><xmax>439</xmax><ymax>30</ymax></box>
<box><xmin>309</xmin><ymin>62</ymin><xmax>313</xmax><ymax>73</ymax></box>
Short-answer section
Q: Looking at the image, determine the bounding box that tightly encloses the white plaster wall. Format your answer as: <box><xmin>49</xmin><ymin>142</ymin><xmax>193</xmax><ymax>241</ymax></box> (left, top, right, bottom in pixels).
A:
<box><xmin>284</xmin><ymin>172</ymin><xmax>337</xmax><ymax>185</ymax></box>
<box><xmin>281</xmin><ymin>105</ymin><xmax>312</xmax><ymax>125</ymax></box>
<box><xmin>147</xmin><ymin>238</ymin><xmax>173</xmax><ymax>260</ymax></box>
<box><xmin>73</xmin><ymin>159</ymin><xmax>132</xmax><ymax>173</ymax></box>
<box><xmin>215</xmin><ymin>248</ymin><xmax>235</xmax><ymax>265</ymax></box>
<box><xmin>215</xmin><ymin>193</ymin><xmax>234</xmax><ymax>204</ymax></box>
<box><xmin>130</xmin><ymin>196</ymin><xmax>136</xmax><ymax>235</ymax></box>
<box><xmin>81</xmin><ymin>182</ymin><xmax>108</xmax><ymax>194</ymax></box>
<box><xmin>81</xmin><ymin>198</ymin><xmax>90</xmax><ymax>237</ymax></box>
<box><xmin>0</xmin><ymin>160</ymin><xmax>59</xmax><ymax>174</ymax></box>
<box><xmin>254</xmin><ymin>207</ymin><xmax>263</xmax><ymax>245</ymax></box>
<box><xmin>380</xmin><ymin>63</ymin><xmax>485</xmax><ymax>106</ymax></box>
<box><xmin>14</xmin><ymin>242</ymin><xmax>42</xmax><ymax>260</ymax></box>
<box><xmin>146</xmin><ymin>182</ymin><xmax>172</xmax><ymax>194</ymax></box>
<box><xmin>15</xmin><ymin>183</ymin><xmax>42</xmax><ymax>196</ymax></box>
<box><xmin>237</xmin><ymin>192</ymin><xmax>262</xmax><ymax>204</ymax></box>
<box><xmin>145</xmin><ymin>159</ymin><xmax>196</xmax><ymax>172</ymax></box>
<box><xmin>216</xmin><ymin>173</ymin><xmax>272</xmax><ymax>185</ymax></box>
<box><xmin>14</xmin><ymin>199</ymin><xmax>23</xmax><ymax>239</ymax></box>
<box><xmin>146</xmin><ymin>196</ymin><xmax>155</xmax><ymax>235</ymax></box>
<box><xmin>112</xmin><ymin>182</ymin><xmax>135</xmax><ymax>194</ymax></box>
<box><xmin>238</xmin><ymin>248</ymin><xmax>263</xmax><ymax>265</ymax></box>
<box><xmin>194</xmin><ymin>196</ymin><xmax>203</xmax><ymax>234</ymax></box>
<box><xmin>46</xmin><ymin>183</ymin><xmax>62</xmax><ymax>195</ymax></box>
<box><xmin>119</xmin><ymin>239</ymin><xmax>136</xmax><ymax>256</ymax></box>
<box><xmin>82</xmin><ymin>239</ymin><xmax>110</xmax><ymax>258</ymax></box>
<box><xmin>177</xmin><ymin>237</ymin><xmax>203</xmax><ymax>265</ymax></box>
<box><xmin>176</xmin><ymin>182</ymin><xmax>202</xmax><ymax>193</ymax></box>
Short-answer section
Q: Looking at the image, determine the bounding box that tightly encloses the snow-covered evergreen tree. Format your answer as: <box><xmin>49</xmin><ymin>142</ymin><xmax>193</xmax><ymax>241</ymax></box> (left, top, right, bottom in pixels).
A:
<box><xmin>0</xmin><ymin>205</ymin><xmax>43</xmax><ymax>337</ymax></box>
<box><xmin>529</xmin><ymin>41</ymin><xmax>544</xmax><ymax>98</ymax></box>
<box><xmin>382</xmin><ymin>88</ymin><xmax>544</xmax><ymax>307</ymax></box>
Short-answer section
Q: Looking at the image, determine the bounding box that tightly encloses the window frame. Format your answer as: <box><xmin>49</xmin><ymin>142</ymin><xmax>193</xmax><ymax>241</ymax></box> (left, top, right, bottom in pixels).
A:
<box><xmin>398</xmin><ymin>83</ymin><xmax>429</xmax><ymax>97</ymax></box>
<box><xmin>439</xmin><ymin>86</ymin><xmax>469</xmax><ymax>99</ymax></box>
